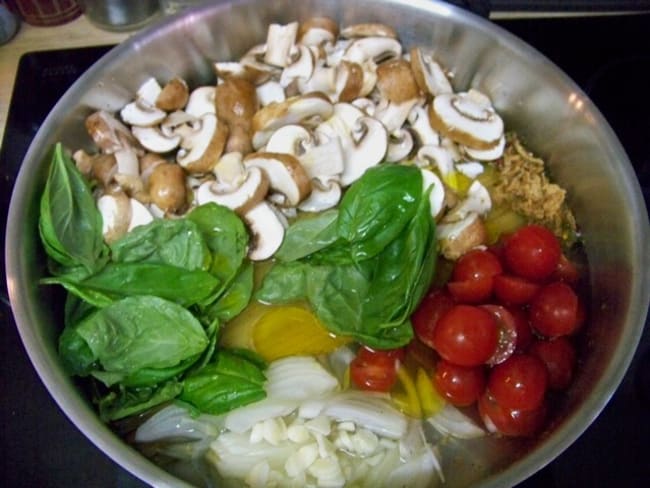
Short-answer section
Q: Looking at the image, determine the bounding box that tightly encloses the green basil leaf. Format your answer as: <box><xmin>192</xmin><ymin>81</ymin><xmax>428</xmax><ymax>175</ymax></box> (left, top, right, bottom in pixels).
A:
<box><xmin>255</xmin><ymin>261</ymin><xmax>310</xmax><ymax>304</ymax></box>
<box><xmin>97</xmin><ymin>381</ymin><xmax>183</xmax><ymax>422</ymax></box>
<box><xmin>70</xmin><ymin>262</ymin><xmax>220</xmax><ymax>307</ymax></box>
<box><xmin>202</xmin><ymin>262</ymin><xmax>254</xmax><ymax>323</ymax></box>
<box><xmin>38</xmin><ymin>143</ymin><xmax>107</xmax><ymax>272</ymax></box>
<box><xmin>180</xmin><ymin>350</ymin><xmax>266</xmax><ymax>415</ymax></box>
<box><xmin>110</xmin><ymin>218</ymin><xmax>210</xmax><ymax>271</ymax></box>
<box><xmin>73</xmin><ymin>296</ymin><xmax>209</xmax><ymax>375</ymax></box>
<box><xmin>59</xmin><ymin>325</ymin><xmax>98</xmax><ymax>376</ymax></box>
<box><xmin>186</xmin><ymin>203</ymin><xmax>248</xmax><ymax>286</ymax></box>
<box><xmin>275</xmin><ymin>209</ymin><xmax>340</xmax><ymax>261</ymax></box>
<box><xmin>336</xmin><ymin>165</ymin><xmax>422</xmax><ymax>261</ymax></box>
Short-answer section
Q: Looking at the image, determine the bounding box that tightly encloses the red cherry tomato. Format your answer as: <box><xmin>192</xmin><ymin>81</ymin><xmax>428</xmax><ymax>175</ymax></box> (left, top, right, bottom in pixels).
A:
<box><xmin>509</xmin><ymin>306</ymin><xmax>534</xmax><ymax>353</ymax></box>
<box><xmin>447</xmin><ymin>249</ymin><xmax>503</xmax><ymax>303</ymax></box>
<box><xmin>411</xmin><ymin>288</ymin><xmax>455</xmax><ymax>349</ymax></box>
<box><xmin>553</xmin><ymin>253</ymin><xmax>580</xmax><ymax>285</ymax></box>
<box><xmin>503</xmin><ymin>225</ymin><xmax>561</xmax><ymax>281</ymax></box>
<box><xmin>487</xmin><ymin>354</ymin><xmax>548</xmax><ymax>411</ymax></box>
<box><xmin>481</xmin><ymin>305</ymin><xmax>518</xmax><ymax>366</ymax></box>
<box><xmin>529</xmin><ymin>337</ymin><xmax>576</xmax><ymax>390</ymax></box>
<box><xmin>530</xmin><ymin>281</ymin><xmax>580</xmax><ymax>337</ymax></box>
<box><xmin>433</xmin><ymin>360</ymin><xmax>486</xmax><ymax>406</ymax></box>
<box><xmin>493</xmin><ymin>274</ymin><xmax>541</xmax><ymax>305</ymax></box>
<box><xmin>350</xmin><ymin>346</ymin><xmax>402</xmax><ymax>392</ymax></box>
<box><xmin>432</xmin><ymin>305</ymin><xmax>499</xmax><ymax>367</ymax></box>
<box><xmin>478</xmin><ymin>391</ymin><xmax>547</xmax><ymax>437</ymax></box>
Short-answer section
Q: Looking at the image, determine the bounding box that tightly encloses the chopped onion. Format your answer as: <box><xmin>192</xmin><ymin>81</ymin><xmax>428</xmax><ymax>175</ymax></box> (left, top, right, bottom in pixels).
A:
<box><xmin>135</xmin><ymin>404</ymin><xmax>223</xmax><ymax>443</ymax></box>
<box><xmin>265</xmin><ymin>356</ymin><xmax>340</xmax><ymax>400</ymax></box>
<box><xmin>426</xmin><ymin>404</ymin><xmax>486</xmax><ymax>439</ymax></box>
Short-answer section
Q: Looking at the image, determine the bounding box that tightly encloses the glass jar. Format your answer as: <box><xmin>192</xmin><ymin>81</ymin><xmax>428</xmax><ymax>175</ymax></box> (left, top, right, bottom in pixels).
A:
<box><xmin>12</xmin><ymin>0</ymin><xmax>81</xmax><ymax>26</ymax></box>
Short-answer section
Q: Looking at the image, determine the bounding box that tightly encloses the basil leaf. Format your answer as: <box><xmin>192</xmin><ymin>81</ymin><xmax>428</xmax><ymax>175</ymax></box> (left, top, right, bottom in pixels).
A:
<box><xmin>186</xmin><ymin>203</ymin><xmax>248</xmax><ymax>286</ymax></box>
<box><xmin>180</xmin><ymin>350</ymin><xmax>266</xmax><ymax>415</ymax></box>
<box><xmin>275</xmin><ymin>209</ymin><xmax>340</xmax><ymax>262</ymax></box>
<box><xmin>202</xmin><ymin>262</ymin><xmax>254</xmax><ymax>323</ymax></box>
<box><xmin>97</xmin><ymin>381</ymin><xmax>183</xmax><ymax>422</ymax></box>
<box><xmin>336</xmin><ymin>165</ymin><xmax>422</xmax><ymax>261</ymax></box>
<box><xmin>55</xmin><ymin>262</ymin><xmax>221</xmax><ymax>307</ymax></box>
<box><xmin>59</xmin><ymin>325</ymin><xmax>97</xmax><ymax>376</ymax></box>
<box><xmin>39</xmin><ymin>143</ymin><xmax>107</xmax><ymax>272</ymax></box>
<box><xmin>110</xmin><ymin>218</ymin><xmax>210</xmax><ymax>271</ymax></box>
<box><xmin>255</xmin><ymin>261</ymin><xmax>310</xmax><ymax>304</ymax></box>
<box><xmin>71</xmin><ymin>296</ymin><xmax>208</xmax><ymax>375</ymax></box>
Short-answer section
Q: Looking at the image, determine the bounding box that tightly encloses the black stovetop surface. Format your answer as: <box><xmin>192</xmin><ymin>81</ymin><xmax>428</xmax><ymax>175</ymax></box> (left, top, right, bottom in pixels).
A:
<box><xmin>1</xmin><ymin>13</ymin><xmax>649</xmax><ymax>488</ymax></box>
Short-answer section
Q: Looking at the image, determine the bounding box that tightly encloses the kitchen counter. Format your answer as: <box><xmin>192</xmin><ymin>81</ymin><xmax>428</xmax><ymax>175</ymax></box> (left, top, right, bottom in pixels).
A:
<box><xmin>0</xmin><ymin>15</ymin><xmax>129</xmax><ymax>143</ymax></box>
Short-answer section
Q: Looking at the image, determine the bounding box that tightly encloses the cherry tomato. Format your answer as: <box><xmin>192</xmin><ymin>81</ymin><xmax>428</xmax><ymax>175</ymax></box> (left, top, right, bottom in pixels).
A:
<box><xmin>481</xmin><ymin>305</ymin><xmax>517</xmax><ymax>366</ymax></box>
<box><xmin>503</xmin><ymin>224</ymin><xmax>561</xmax><ymax>281</ymax></box>
<box><xmin>509</xmin><ymin>306</ymin><xmax>534</xmax><ymax>352</ymax></box>
<box><xmin>493</xmin><ymin>274</ymin><xmax>541</xmax><ymax>305</ymax></box>
<box><xmin>478</xmin><ymin>391</ymin><xmax>547</xmax><ymax>437</ymax></box>
<box><xmin>553</xmin><ymin>253</ymin><xmax>580</xmax><ymax>285</ymax></box>
<box><xmin>448</xmin><ymin>250</ymin><xmax>503</xmax><ymax>303</ymax></box>
<box><xmin>432</xmin><ymin>305</ymin><xmax>498</xmax><ymax>367</ymax></box>
<box><xmin>350</xmin><ymin>346</ymin><xmax>402</xmax><ymax>392</ymax></box>
<box><xmin>411</xmin><ymin>288</ymin><xmax>455</xmax><ymax>349</ymax></box>
<box><xmin>529</xmin><ymin>337</ymin><xmax>576</xmax><ymax>390</ymax></box>
<box><xmin>487</xmin><ymin>354</ymin><xmax>548</xmax><ymax>411</ymax></box>
<box><xmin>434</xmin><ymin>359</ymin><xmax>486</xmax><ymax>406</ymax></box>
<box><xmin>530</xmin><ymin>281</ymin><xmax>580</xmax><ymax>337</ymax></box>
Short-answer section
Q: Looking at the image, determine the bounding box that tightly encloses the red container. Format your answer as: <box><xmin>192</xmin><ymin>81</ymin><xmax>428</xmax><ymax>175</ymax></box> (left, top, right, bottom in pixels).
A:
<box><xmin>11</xmin><ymin>0</ymin><xmax>81</xmax><ymax>26</ymax></box>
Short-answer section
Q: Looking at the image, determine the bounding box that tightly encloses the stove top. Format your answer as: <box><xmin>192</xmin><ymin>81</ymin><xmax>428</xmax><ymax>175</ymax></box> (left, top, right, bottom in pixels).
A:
<box><xmin>1</xmin><ymin>13</ymin><xmax>649</xmax><ymax>488</ymax></box>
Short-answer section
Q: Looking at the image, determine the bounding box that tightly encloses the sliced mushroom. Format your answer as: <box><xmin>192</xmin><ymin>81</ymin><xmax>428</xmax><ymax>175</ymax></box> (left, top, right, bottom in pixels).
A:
<box><xmin>417</xmin><ymin>144</ymin><xmax>455</xmax><ymax>176</ymax></box>
<box><xmin>376</xmin><ymin>58</ymin><xmax>421</xmax><ymax>103</ymax></box>
<box><xmin>197</xmin><ymin>165</ymin><xmax>269</xmax><ymax>215</ymax></box>
<box><xmin>386</xmin><ymin>128</ymin><xmax>414</xmax><ymax>162</ymax></box>
<box><xmin>280</xmin><ymin>45</ymin><xmax>315</xmax><ymax>87</ymax></box>
<box><xmin>298</xmin><ymin>179</ymin><xmax>342</xmax><ymax>212</ymax></box>
<box><xmin>148</xmin><ymin>162</ymin><xmax>187</xmax><ymax>213</ymax></box>
<box><xmin>428</xmin><ymin>90</ymin><xmax>504</xmax><ymax>150</ymax></box>
<box><xmin>156</xmin><ymin>78</ymin><xmax>190</xmax><ymax>111</ymax></box>
<box><xmin>343</xmin><ymin>36</ymin><xmax>402</xmax><ymax>65</ymax></box>
<box><xmin>177</xmin><ymin>113</ymin><xmax>229</xmax><ymax>173</ymax></box>
<box><xmin>73</xmin><ymin>150</ymin><xmax>117</xmax><ymax>186</ymax></box>
<box><xmin>85</xmin><ymin>111</ymin><xmax>137</xmax><ymax>153</ymax></box>
<box><xmin>421</xmin><ymin>168</ymin><xmax>446</xmax><ymax>218</ymax></box>
<box><xmin>245</xmin><ymin>201</ymin><xmax>287</xmax><ymax>261</ymax></box>
<box><xmin>340</xmin><ymin>116</ymin><xmax>388</xmax><ymax>186</ymax></box>
<box><xmin>296</xmin><ymin>65</ymin><xmax>336</xmax><ymax>97</ymax></box>
<box><xmin>120</xmin><ymin>101</ymin><xmax>167</xmax><ymax>127</ymax></box>
<box><xmin>373</xmin><ymin>97</ymin><xmax>419</xmax><ymax>133</ymax></box>
<box><xmin>161</xmin><ymin>110</ymin><xmax>200</xmax><ymax>140</ymax></box>
<box><xmin>240</xmin><ymin>44</ymin><xmax>281</xmax><ymax>81</ymax></box>
<box><xmin>252</xmin><ymin>93</ymin><xmax>334</xmax><ymax>149</ymax></box>
<box><xmin>131</xmin><ymin>126</ymin><xmax>181</xmax><ymax>153</ymax></box>
<box><xmin>437</xmin><ymin>213</ymin><xmax>487</xmax><ymax>260</ymax></box>
<box><xmin>334</xmin><ymin>61</ymin><xmax>364</xmax><ymax>102</ymax></box>
<box><xmin>243</xmin><ymin>152</ymin><xmax>311</xmax><ymax>206</ymax></box>
<box><xmin>445</xmin><ymin>180</ymin><xmax>492</xmax><ymax>221</ymax></box>
<box><xmin>213</xmin><ymin>151</ymin><xmax>246</xmax><ymax>188</ymax></box>
<box><xmin>455</xmin><ymin>161</ymin><xmax>485</xmax><ymax>179</ymax></box>
<box><xmin>185</xmin><ymin>86</ymin><xmax>216</xmax><ymax>117</ymax></box>
<box><xmin>128</xmin><ymin>197</ymin><xmax>155</xmax><ymax>231</ymax></box>
<box><xmin>264</xmin><ymin>124</ymin><xmax>313</xmax><ymax>155</ymax></box>
<box><xmin>341</xmin><ymin>23</ymin><xmax>398</xmax><ymax>39</ymax></box>
<box><xmin>462</xmin><ymin>134</ymin><xmax>506</xmax><ymax>161</ymax></box>
<box><xmin>135</xmin><ymin>78</ymin><xmax>162</xmax><ymax>109</ymax></box>
<box><xmin>256</xmin><ymin>80</ymin><xmax>286</xmax><ymax>106</ymax></box>
<box><xmin>97</xmin><ymin>192</ymin><xmax>132</xmax><ymax>243</ymax></box>
<box><xmin>215</xmin><ymin>77</ymin><xmax>258</xmax><ymax>155</ymax></box>
<box><xmin>408</xmin><ymin>104</ymin><xmax>441</xmax><ymax>147</ymax></box>
<box><xmin>299</xmin><ymin>135</ymin><xmax>345</xmax><ymax>181</ymax></box>
<box><xmin>264</xmin><ymin>21</ymin><xmax>299</xmax><ymax>68</ymax></box>
<box><xmin>298</xmin><ymin>17</ymin><xmax>339</xmax><ymax>46</ymax></box>
<box><xmin>139</xmin><ymin>152</ymin><xmax>166</xmax><ymax>184</ymax></box>
<box><xmin>214</xmin><ymin>61</ymin><xmax>273</xmax><ymax>85</ymax></box>
<box><xmin>410</xmin><ymin>47</ymin><xmax>453</xmax><ymax>97</ymax></box>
